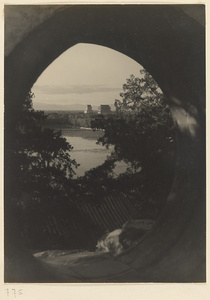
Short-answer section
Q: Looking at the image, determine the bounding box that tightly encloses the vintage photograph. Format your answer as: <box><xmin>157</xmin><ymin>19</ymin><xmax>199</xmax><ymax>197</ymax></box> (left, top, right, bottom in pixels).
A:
<box><xmin>4</xmin><ymin>4</ymin><xmax>205</xmax><ymax>283</ymax></box>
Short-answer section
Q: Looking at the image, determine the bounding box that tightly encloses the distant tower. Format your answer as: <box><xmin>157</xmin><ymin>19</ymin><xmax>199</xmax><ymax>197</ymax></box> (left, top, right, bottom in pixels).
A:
<box><xmin>84</xmin><ymin>105</ymin><xmax>93</xmax><ymax>114</ymax></box>
<box><xmin>98</xmin><ymin>105</ymin><xmax>111</xmax><ymax>114</ymax></box>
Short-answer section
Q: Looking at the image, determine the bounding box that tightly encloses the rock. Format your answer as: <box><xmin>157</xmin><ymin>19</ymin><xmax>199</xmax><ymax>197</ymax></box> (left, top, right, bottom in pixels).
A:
<box><xmin>96</xmin><ymin>229</ymin><xmax>123</xmax><ymax>255</ymax></box>
<box><xmin>96</xmin><ymin>220</ymin><xmax>155</xmax><ymax>255</ymax></box>
<box><xmin>119</xmin><ymin>219</ymin><xmax>155</xmax><ymax>250</ymax></box>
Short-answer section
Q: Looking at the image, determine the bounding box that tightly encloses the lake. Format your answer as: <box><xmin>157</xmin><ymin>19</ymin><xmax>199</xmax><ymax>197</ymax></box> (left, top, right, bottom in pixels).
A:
<box><xmin>64</xmin><ymin>135</ymin><xmax>128</xmax><ymax>177</ymax></box>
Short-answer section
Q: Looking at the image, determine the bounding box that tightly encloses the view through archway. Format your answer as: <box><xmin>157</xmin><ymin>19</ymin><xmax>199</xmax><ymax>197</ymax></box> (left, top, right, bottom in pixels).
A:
<box><xmin>16</xmin><ymin>43</ymin><xmax>177</xmax><ymax>259</ymax></box>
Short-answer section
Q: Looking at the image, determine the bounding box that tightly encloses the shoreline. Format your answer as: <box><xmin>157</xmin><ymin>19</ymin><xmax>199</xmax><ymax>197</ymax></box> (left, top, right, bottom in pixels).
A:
<box><xmin>41</xmin><ymin>125</ymin><xmax>104</xmax><ymax>140</ymax></box>
<box><xmin>62</xmin><ymin>128</ymin><xmax>104</xmax><ymax>140</ymax></box>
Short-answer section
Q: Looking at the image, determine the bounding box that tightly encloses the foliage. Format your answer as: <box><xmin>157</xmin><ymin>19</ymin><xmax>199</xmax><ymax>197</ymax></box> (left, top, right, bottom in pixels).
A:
<box><xmin>92</xmin><ymin>69</ymin><xmax>175</xmax><ymax>172</ymax></box>
<box><xmin>8</xmin><ymin>91</ymin><xmax>83</xmax><ymax>248</ymax></box>
<box><xmin>43</xmin><ymin>111</ymin><xmax>94</xmax><ymax>128</ymax></box>
<box><xmin>90</xmin><ymin>115</ymin><xmax>106</xmax><ymax>131</ymax></box>
<box><xmin>74</xmin><ymin>158</ymin><xmax>117</xmax><ymax>202</ymax></box>
<box><xmin>11</xmin><ymin>91</ymin><xmax>79</xmax><ymax>202</ymax></box>
<box><xmin>114</xmin><ymin>69</ymin><xmax>165</xmax><ymax>113</ymax></box>
<box><xmin>88</xmin><ymin>69</ymin><xmax>176</xmax><ymax>217</ymax></box>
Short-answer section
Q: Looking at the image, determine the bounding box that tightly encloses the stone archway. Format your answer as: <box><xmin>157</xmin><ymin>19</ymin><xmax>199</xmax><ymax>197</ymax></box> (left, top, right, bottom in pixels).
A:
<box><xmin>4</xmin><ymin>5</ymin><xmax>205</xmax><ymax>282</ymax></box>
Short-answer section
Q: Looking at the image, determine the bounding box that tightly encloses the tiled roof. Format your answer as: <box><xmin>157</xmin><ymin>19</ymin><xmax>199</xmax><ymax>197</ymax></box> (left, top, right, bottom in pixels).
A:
<box><xmin>77</xmin><ymin>193</ymin><xmax>140</xmax><ymax>231</ymax></box>
<box><xmin>37</xmin><ymin>193</ymin><xmax>141</xmax><ymax>249</ymax></box>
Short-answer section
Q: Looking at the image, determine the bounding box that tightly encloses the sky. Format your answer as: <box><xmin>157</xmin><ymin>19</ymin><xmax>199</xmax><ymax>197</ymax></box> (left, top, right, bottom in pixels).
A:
<box><xmin>32</xmin><ymin>43</ymin><xmax>143</xmax><ymax>111</ymax></box>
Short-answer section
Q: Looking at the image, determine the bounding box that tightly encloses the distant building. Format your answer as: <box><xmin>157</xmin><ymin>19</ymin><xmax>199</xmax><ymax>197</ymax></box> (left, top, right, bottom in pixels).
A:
<box><xmin>98</xmin><ymin>105</ymin><xmax>111</xmax><ymax>114</ymax></box>
<box><xmin>84</xmin><ymin>105</ymin><xmax>93</xmax><ymax>114</ymax></box>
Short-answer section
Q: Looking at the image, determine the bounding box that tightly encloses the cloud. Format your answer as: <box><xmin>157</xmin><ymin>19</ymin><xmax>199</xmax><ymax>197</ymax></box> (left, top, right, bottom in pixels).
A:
<box><xmin>33</xmin><ymin>84</ymin><xmax>121</xmax><ymax>95</ymax></box>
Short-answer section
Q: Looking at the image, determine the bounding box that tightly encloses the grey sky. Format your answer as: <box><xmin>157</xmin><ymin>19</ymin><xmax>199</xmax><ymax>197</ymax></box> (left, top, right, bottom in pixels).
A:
<box><xmin>32</xmin><ymin>43</ymin><xmax>143</xmax><ymax>110</ymax></box>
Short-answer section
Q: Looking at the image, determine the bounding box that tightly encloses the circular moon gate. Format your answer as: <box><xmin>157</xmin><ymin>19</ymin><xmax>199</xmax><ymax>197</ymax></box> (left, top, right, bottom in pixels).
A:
<box><xmin>4</xmin><ymin>5</ymin><xmax>205</xmax><ymax>282</ymax></box>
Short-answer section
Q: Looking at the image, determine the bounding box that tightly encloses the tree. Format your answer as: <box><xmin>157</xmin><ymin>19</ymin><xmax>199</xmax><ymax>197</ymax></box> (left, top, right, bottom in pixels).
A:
<box><xmin>90</xmin><ymin>115</ymin><xmax>105</xmax><ymax>131</ymax></box>
<box><xmin>11</xmin><ymin>91</ymin><xmax>78</xmax><ymax>201</ymax></box>
<box><xmin>8</xmin><ymin>91</ymin><xmax>81</xmax><ymax>247</ymax></box>
<box><xmin>114</xmin><ymin>69</ymin><xmax>165</xmax><ymax>113</ymax></box>
<box><xmin>89</xmin><ymin>69</ymin><xmax>176</xmax><ymax>217</ymax></box>
<box><xmin>95</xmin><ymin>69</ymin><xmax>175</xmax><ymax>172</ymax></box>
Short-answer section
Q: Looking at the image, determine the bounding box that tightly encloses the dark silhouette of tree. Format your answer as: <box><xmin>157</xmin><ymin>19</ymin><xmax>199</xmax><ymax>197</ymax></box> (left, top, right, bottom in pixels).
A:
<box><xmin>93</xmin><ymin>69</ymin><xmax>175</xmax><ymax>172</ymax></box>
<box><xmin>89</xmin><ymin>69</ymin><xmax>176</xmax><ymax>217</ymax></box>
<box><xmin>9</xmin><ymin>91</ymin><xmax>80</xmax><ymax>247</ymax></box>
<box><xmin>11</xmin><ymin>91</ymin><xmax>78</xmax><ymax>201</ymax></box>
<box><xmin>90</xmin><ymin>115</ymin><xmax>105</xmax><ymax>131</ymax></box>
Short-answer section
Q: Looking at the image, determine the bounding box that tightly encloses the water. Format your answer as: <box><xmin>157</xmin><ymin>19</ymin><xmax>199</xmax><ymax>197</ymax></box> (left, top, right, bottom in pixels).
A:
<box><xmin>65</xmin><ymin>136</ymin><xmax>128</xmax><ymax>177</ymax></box>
